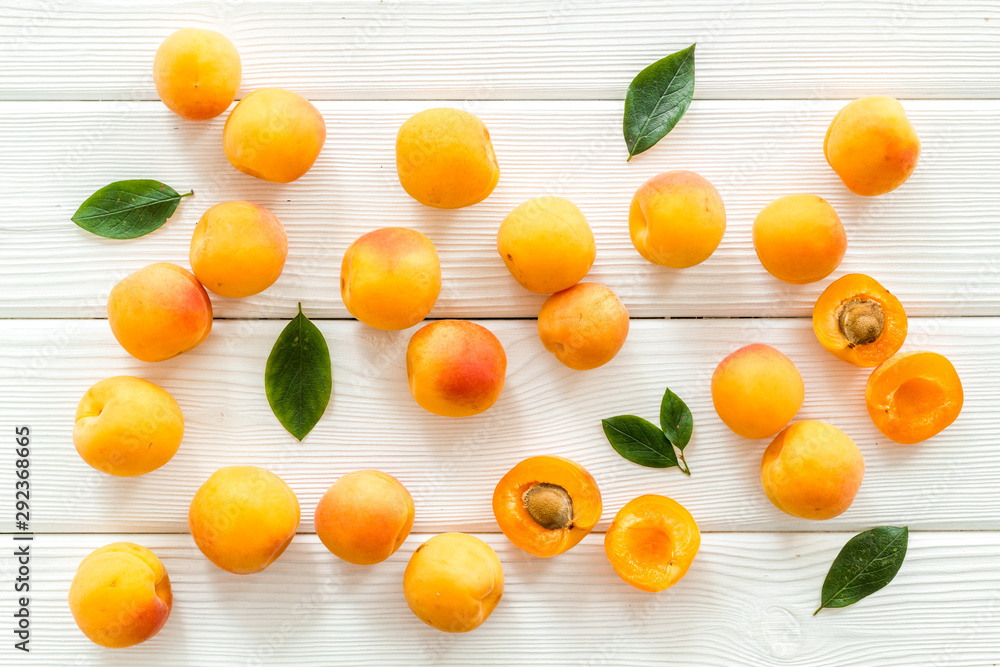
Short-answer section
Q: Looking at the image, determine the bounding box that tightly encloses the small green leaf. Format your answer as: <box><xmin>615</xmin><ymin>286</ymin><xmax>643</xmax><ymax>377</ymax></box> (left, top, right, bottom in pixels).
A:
<box><xmin>815</xmin><ymin>526</ymin><xmax>909</xmax><ymax>615</ymax></box>
<box><xmin>659</xmin><ymin>387</ymin><xmax>693</xmax><ymax>450</ymax></box>
<box><xmin>602</xmin><ymin>415</ymin><xmax>678</xmax><ymax>469</ymax></box>
<box><xmin>623</xmin><ymin>44</ymin><xmax>696</xmax><ymax>161</ymax></box>
<box><xmin>265</xmin><ymin>304</ymin><xmax>332</xmax><ymax>441</ymax></box>
<box><xmin>71</xmin><ymin>179</ymin><xmax>192</xmax><ymax>239</ymax></box>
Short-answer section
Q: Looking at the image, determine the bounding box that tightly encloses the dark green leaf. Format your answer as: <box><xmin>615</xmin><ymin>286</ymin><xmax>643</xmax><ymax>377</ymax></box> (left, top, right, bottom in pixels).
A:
<box><xmin>265</xmin><ymin>304</ymin><xmax>332</xmax><ymax>441</ymax></box>
<box><xmin>659</xmin><ymin>387</ymin><xmax>693</xmax><ymax>450</ymax></box>
<box><xmin>815</xmin><ymin>526</ymin><xmax>909</xmax><ymax>615</ymax></box>
<box><xmin>602</xmin><ymin>415</ymin><xmax>677</xmax><ymax>469</ymax></box>
<box><xmin>623</xmin><ymin>44</ymin><xmax>696</xmax><ymax>161</ymax></box>
<box><xmin>71</xmin><ymin>179</ymin><xmax>192</xmax><ymax>239</ymax></box>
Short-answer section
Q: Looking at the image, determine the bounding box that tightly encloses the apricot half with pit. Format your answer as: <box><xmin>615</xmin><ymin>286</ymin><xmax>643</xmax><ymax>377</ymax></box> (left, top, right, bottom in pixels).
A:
<box><xmin>813</xmin><ymin>273</ymin><xmax>907</xmax><ymax>367</ymax></box>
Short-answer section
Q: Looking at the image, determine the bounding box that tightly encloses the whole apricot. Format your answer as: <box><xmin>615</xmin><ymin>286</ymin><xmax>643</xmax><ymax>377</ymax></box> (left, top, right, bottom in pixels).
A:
<box><xmin>153</xmin><ymin>28</ymin><xmax>240</xmax><ymax>121</ymax></box>
<box><xmin>752</xmin><ymin>194</ymin><xmax>846</xmax><ymax>285</ymax></box>
<box><xmin>711</xmin><ymin>343</ymin><xmax>804</xmax><ymax>439</ymax></box>
<box><xmin>107</xmin><ymin>263</ymin><xmax>213</xmax><ymax>362</ymax></box>
<box><xmin>340</xmin><ymin>227</ymin><xmax>441</xmax><ymax>330</ymax></box>
<box><xmin>813</xmin><ymin>273</ymin><xmax>907</xmax><ymax>367</ymax></box>
<box><xmin>536</xmin><ymin>283</ymin><xmax>629</xmax><ymax>370</ymax></box>
<box><xmin>314</xmin><ymin>470</ymin><xmax>415</xmax><ymax>565</ymax></box>
<box><xmin>493</xmin><ymin>455</ymin><xmax>602</xmax><ymax>558</ymax></box>
<box><xmin>188</xmin><ymin>466</ymin><xmax>300</xmax><ymax>574</ymax></box>
<box><xmin>73</xmin><ymin>376</ymin><xmax>183</xmax><ymax>477</ymax></box>
<box><xmin>497</xmin><ymin>196</ymin><xmax>596</xmax><ymax>294</ymax></box>
<box><xmin>223</xmin><ymin>88</ymin><xmax>326</xmax><ymax>183</ymax></box>
<box><xmin>629</xmin><ymin>170</ymin><xmax>726</xmax><ymax>269</ymax></box>
<box><xmin>866</xmin><ymin>351</ymin><xmax>963</xmax><ymax>444</ymax></box>
<box><xmin>403</xmin><ymin>533</ymin><xmax>503</xmax><ymax>633</ymax></box>
<box><xmin>68</xmin><ymin>542</ymin><xmax>172</xmax><ymax>648</ymax></box>
<box><xmin>396</xmin><ymin>107</ymin><xmax>499</xmax><ymax>209</ymax></box>
<box><xmin>604</xmin><ymin>495</ymin><xmax>700</xmax><ymax>593</ymax></box>
<box><xmin>189</xmin><ymin>201</ymin><xmax>288</xmax><ymax>298</ymax></box>
<box><xmin>406</xmin><ymin>320</ymin><xmax>506</xmax><ymax>417</ymax></box>
<box><xmin>761</xmin><ymin>420</ymin><xmax>865</xmax><ymax>520</ymax></box>
<box><xmin>825</xmin><ymin>96</ymin><xmax>920</xmax><ymax>196</ymax></box>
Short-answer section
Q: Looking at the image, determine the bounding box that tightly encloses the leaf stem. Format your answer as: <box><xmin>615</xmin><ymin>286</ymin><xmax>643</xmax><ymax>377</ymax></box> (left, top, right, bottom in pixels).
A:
<box><xmin>676</xmin><ymin>452</ymin><xmax>691</xmax><ymax>476</ymax></box>
<box><xmin>180</xmin><ymin>190</ymin><xmax>194</xmax><ymax>198</ymax></box>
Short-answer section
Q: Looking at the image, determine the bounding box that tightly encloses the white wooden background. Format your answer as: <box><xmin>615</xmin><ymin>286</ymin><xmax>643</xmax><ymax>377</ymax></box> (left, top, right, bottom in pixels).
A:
<box><xmin>1</xmin><ymin>1</ymin><xmax>999</xmax><ymax>665</ymax></box>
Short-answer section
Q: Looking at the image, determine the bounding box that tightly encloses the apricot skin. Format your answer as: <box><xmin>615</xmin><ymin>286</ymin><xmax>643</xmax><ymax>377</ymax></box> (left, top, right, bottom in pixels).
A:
<box><xmin>497</xmin><ymin>197</ymin><xmax>596</xmax><ymax>294</ymax></box>
<box><xmin>753</xmin><ymin>194</ymin><xmax>847</xmax><ymax>285</ymax></box>
<box><xmin>406</xmin><ymin>320</ymin><xmax>506</xmax><ymax>417</ymax></box>
<box><xmin>629</xmin><ymin>170</ymin><xmax>726</xmax><ymax>269</ymax></box>
<box><xmin>825</xmin><ymin>96</ymin><xmax>920</xmax><ymax>197</ymax></box>
<box><xmin>153</xmin><ymin>28</ymin><xmax>240</xmax><ymax>121</ymax></box>
<box><xmin>866</xmin><ymin>351</ymin><xmax>963</xmax><ymax>444</ymax></box>
<box><xmin>403</xmin><ymin>533</ymin><xmax>503</xmax><ymax>633</ymax></box>
<box><xmin>314</xmin><ymin>470</ymin><xmax>415</xmax><ymax>565</ymax></box>
<box><xmin>188</xmin><ymin>466</ymin><xmax>300</xmax><ymax>575</ymax></box>
<box><xmin>761</xmin><ymin>420</ymin><xmax>865</xmax><ymax>520</ymax></box>
<box><xmin>813</xmin><ymin>273</ymin><xmax>907</xmax><ymax>367</ymax></box>
<box><xmin>73</xmin><ymin>376</ymin><xmax>183</xmax><ymax>477</ymax></box>
<box><xmin>68</xmin><ymin>542</ymin><xmax>172</xmax><ymax>648</ymax></box>
<box><xmin>340</xmin><ymin>227</ymin><xmax>441</xmax><ymax>330</ymax></box>
<box><xmin>190</xmin><ymin>201</ymin><xmax>288</xmax><ymax>298</ymax></box>
<box><xmin>107</xmin><ymin>263</ymin><xmax>213</xmax><ymax>363</ymax></box>
<box><xmin>396</xmin><ymin>108</ymin><xmax>499</xmax><ymax>209</ymax></box>
<box><xmin>711</xmin><ymin>343</ymin><xmax>805</xmax><ymax>440</ymax></box>
<box><xmin>223</xmin><ymin>88</ymin><xmax>326</xmax><ymax>183</ymax></box>
<box><xmin>536</xmin><ymin>283</ymin><xmax>629</xmax><ymax>371</ymax></box>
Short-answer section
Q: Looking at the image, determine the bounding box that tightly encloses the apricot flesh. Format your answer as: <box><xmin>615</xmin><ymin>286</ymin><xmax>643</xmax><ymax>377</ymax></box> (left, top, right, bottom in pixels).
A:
<box><xmin>73</xmin><ymin>376</ymin><xmax>183</xmax><ymax>477</ymax></box>
<box><xmin>403</xmin><ymin>533</ymin><xmax>503</xmax><ymax>633</ymax></box>
<box><xmin>813</xmin><ymin>273</ymin><xmax>907</xmax><ymax>367</ymax></box>
<box><xmin>711</xmin><ymin>343</ymin><xmax>804</xmax><ymax>439</ymax></box>
<box><xmin>188</xmin><ymin>466</ymin><xmax>300</xmax><ymax>574</ymax></box>
<box><xmin>153</xmin><ymin>28</ymin><xmax>240</xmax><ymax>121</ymax></box>
<box><xmin>537</xmin><ymin>282</ymin><xmax>629</xmax><ymax>370</ymax></box>
<box><xmin>752</xmin><ymin>194</ymin><xmax>846</xmax><ymax>285</ymax></box>
<box><xmin>68</xmin><ymin>542</ymin><xmax>172</xmax><ymax>648</ymax></box>
<box><xmin>866</xmin><ymin>351</ymin><xmax>963</xmax><ymax>444</ymax></box>
<box><xmin>761</xmin><ymin>420</ymin><xmax>865</xmax><ymax>520</ymax></box>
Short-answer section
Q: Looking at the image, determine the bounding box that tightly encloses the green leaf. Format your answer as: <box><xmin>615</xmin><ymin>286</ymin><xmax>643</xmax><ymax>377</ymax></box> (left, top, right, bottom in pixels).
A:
<box><xmin>659</xmin><ymin>387</ymin><xmax>693</xmax><ymax>450</ymax></box>
<box><xmin>71</xmin><ymin>179</ymin><xmax>192</xmax><ymax>239</ymax></box>
<box><xmin>815</xmin><ymin>526</ymin><xmax>909</xmax><ymax>615</ymax></box>
<box><xmin>623</xmin><ymin>44</ymin><xmax>696</xmax><ymax>161</ymax></box>
<box><xmin>602</xmin><ymin>415</ymin><xmax>678</xmax><ymax>469</ymax></box>
<box><xmin>265</xmin><ymin>304</ymin><xmax>332</xmax><ymax>441</ymax></box>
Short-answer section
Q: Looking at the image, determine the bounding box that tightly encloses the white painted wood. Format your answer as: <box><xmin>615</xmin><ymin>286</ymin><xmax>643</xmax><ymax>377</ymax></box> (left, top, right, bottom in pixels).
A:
<box><xmin>3</xmin><ymin>99</ymin><xmax>1000</xmax><ymax>319</ymax></box>
<box><xmin>2</xmin><ymin>531</ymin><xmax>998</xmax><ymax>666</ymax></box>
<box><xmin>1</xmin><ymin>1</ymin><xmax>998</xmax><ymax>101</ymax></box>
<box><xmin>2</xmin><ymin>318</ymin><xmax>992</xmax><ymax>534</ymax></box>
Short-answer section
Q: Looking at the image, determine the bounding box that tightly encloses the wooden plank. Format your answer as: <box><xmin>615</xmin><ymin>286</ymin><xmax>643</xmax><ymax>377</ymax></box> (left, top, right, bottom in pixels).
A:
<box><xmin>1</xmin><ymin>318</ymin><xmax>992</xmax><ymax>534</ymax></box>
<box><xmin>0</xmin><ymin>1</ymin><xmax>997</xmax><ymax>101</ymax></box>
<box><xmin>2</xmin><ymin>99</ymin><xmax>999</xmax><ymax>319</ymax></box>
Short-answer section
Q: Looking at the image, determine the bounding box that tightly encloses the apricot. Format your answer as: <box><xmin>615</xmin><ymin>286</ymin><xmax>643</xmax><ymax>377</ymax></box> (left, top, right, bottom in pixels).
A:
<box><xmin>314</xmin><ymin>470</ymin><xmax>414</xmax><ymax>565</ymax></box>
<box><xmin>223</xmin><ymin>88</ymin><xmax>326</xmax><ymax>183</ymax></box>
<box><xmin>497</xmin><ymin>196</ymin><xmax>596</xmax><ymax>294</ymax></box>
<box><xmin>629</xmin><ymin>170</ymin><xmax>726</xmax><ymax>269</ymax></box>
<box><xmin>73</xmin><ymin>376</ymin><xmax>183</xmax><ymax>477</ymax></box>
<box><xmin>866</xmin><ymin>351</ymin><xmax>963</xmax><ymax>444</ymax></box>
<box><xmin>340</xmin><ymin>227</ymin><xmax>441</xmax><ymax>330</ymax></box>
<box><xmin>403</xmin><ymin>533</ymin><xmax>503</xmax><ymax>633</ymax></box>
<box><xmin>493</xmin><ymin>456</ymin><xmax>602</xmax><ymax>558</ymax></box>
<box><xmin>68</xmin><ymin>542</ymin><xmax>172</xmax><ymax>648</ymax></box>
<box><xmin>153</xmin><ymin>28</ymin><xmax>240</xmax><ymax>121</ymax></box>
<box><xmin>189</xmin><ymin>201</ymin><xmax>288</xmax><ymax>298</ymax></box>
<box><xmin>537</xmin><ymin>283</ymin><xmax>629</xmax><ymax>370</ymax></box>
<box><xmin>406</xmin><ymin>320</ymin><xmax>506</xmax><ymax>417</ymax></box>
<box><xmin>711</xmin><ymin>343</ymin><xmax>805</xmax><ymax>439</ymax></box>
<box><xmin>825</xmin><ymin>96</ymin><xmax>920</xmax><ymax>196</ymax></box>
<box><xmin>188</xmin><ymin>466</ymin><xmax>300</xmax><ymax>574</ymax></box>
<box><xmin>604</xmin><ymin>495</ymin><xmax>700</xmax><ymax>593</ymax></box>
<box><xmin>752</xmin><ymin>194</ymin><xmax>847</xmax><ymax>284</ymax></box>
<box><xmin>107</xmin><ymin>263</ymin><xmax>213</xmax><ymax>362</ymax></box>
<box><xmin>395</xmin><ymin>107</ymin><xmax>499</xmax><ymax>209</ymax></box>
<box><xmin>813</xmin><ymin>273</ymin><xmax>907</xmax><ymax>367</ymax></box>
<box><xmin>761</xmin><ymin>420</ymin><xmax>865</xmax><ymax>520</ymax></box>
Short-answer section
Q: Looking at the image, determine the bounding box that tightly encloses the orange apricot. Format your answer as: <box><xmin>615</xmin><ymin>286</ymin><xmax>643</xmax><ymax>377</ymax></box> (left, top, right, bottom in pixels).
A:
<box><xmin>153</xmin><ymin>28</ymin><xmax>240</xmax><ymax>121</ymax></box>
<box><xmin>865</xmin><ymin>351</ymin><xmax>963</xmax><ymax>444</ymax></box>
<box><xmin>711</xmin><ymin>343</ymin><xmax>804</xmax><ymax>439</ymax></box>
<box><xmin>813</xmin><ymin>273</ymin><xmax>907</xmax><ymax>367</ymax></box>
<box><xmin>752</xmin><ymin>194</ymin><xmax>847</xmax><ymax>285</ymax></box>
<box><xmin>536</xmin><ymin>283</ymin><xmax>629</xmax><ymax>370</ymax></box>
<box><xmin>604</xmin><ymin>495</ymin><xmax>700</xmax><ymax>593</ymax></box>
<box><xmin>492</xmin><ymin>456</ymin><xmax>602</xmax><ymax>558</ymax></box>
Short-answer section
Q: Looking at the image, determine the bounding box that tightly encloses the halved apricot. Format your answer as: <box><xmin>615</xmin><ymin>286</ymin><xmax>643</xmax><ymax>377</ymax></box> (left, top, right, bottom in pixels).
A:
<box><xmin>866</xmin><ymin>351</ymin><xmax>963</xmax><ymax>444</ymax></box>
<box><xmin>604</xmin><ymin>495</ymin><xmax>700</xmax><ymax>593</ymax></box>
<box><xmin>492</xmin><ymin>456</ymin><xmax>601</xmax><ymax>558</ymax></box>
<box><xmin>813</xmin><ymin>274</ymin><xmax>907</xmax><ymax>367</ymax></box>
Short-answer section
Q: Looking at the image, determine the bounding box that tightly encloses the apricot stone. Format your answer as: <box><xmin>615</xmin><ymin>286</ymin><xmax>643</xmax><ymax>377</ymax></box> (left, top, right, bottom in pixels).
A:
<box><xmin>153</xmin><ymin>28</ymin><xmax>240</xmax><ymax>121</ymax></box>
<box><xmin>537</xmin><ymin>282</ymin><xmax>629</xmax><ymax>370</ymax></box>
<box><xmin>753</xmin><ymin>194</ymin><xmax>847</xmax><ymax>285</ymax></box>
<box><xmin>711</xmin><ymin>343</ymin><xmax>805</xmax><ymax>440</ymax></box>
